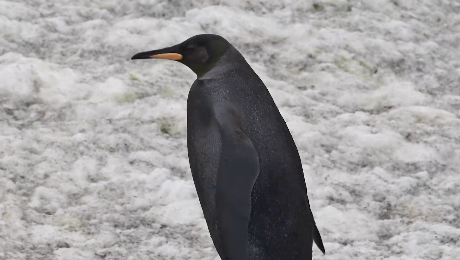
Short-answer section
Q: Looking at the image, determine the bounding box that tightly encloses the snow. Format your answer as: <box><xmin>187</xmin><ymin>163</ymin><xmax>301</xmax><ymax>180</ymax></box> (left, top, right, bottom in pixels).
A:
<box><xmin>1</xmin><ymin>0</ymin><xmax>460</xmax><ymax>259</ymax></box>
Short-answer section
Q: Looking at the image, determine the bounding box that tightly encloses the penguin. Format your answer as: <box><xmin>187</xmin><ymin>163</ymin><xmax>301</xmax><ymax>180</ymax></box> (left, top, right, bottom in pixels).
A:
<box><xmin>132</xmin><ymin>34</ymin><xmax>325</xmax><ymax>260</ymax></box>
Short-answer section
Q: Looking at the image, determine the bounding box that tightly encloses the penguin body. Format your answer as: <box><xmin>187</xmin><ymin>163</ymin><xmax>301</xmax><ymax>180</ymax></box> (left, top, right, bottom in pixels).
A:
<box><xmin>132</xmin><ymin>34</ymin><xmax>324</xmax><ymax>260</ymax></box>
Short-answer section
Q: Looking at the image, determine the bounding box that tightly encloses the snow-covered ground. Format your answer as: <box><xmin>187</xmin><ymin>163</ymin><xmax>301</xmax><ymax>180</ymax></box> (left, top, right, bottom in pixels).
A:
<box><xmin>1</xmin><ymin>0</ymin><xmax>460</xmax><ymax>259</ymax></box>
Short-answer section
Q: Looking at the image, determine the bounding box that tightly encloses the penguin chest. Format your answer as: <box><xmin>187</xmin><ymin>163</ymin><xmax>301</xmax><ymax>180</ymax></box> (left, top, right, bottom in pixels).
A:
<box><xmin>186</xmin><ymin>88</ymin><xmax>225</xmax><ymax>255</ymax></box>
<box><xmin>187</xmin><ymin>101</ymin><xmax>221</xmax><ymax>182</ymax></box>
<box><xmin>187</xmin><ymin>86</ymin><xmax>221</xmax><ymax>182</ymax></box>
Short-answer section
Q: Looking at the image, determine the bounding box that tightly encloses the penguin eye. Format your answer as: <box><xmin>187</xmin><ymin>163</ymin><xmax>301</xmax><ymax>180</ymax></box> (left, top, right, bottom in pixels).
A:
<box><xmin>186</xmin><ymin>46</ymin><xmax>209</xmax><ymax>63</ymax></box>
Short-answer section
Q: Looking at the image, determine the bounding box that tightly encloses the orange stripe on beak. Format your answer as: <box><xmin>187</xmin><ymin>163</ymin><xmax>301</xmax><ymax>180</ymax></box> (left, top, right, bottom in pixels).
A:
<box><xmin>150</xmin><ymin>53</ymin><xmax>183</xmax><ymax>61</ymax></box>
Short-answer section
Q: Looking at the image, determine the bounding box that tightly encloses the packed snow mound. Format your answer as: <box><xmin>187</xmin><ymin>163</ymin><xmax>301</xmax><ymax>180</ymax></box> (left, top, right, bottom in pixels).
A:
<box><xmin>1</xmin><ymin>0</ymin><xmax>460</xmax><ymax>259</ymax></box>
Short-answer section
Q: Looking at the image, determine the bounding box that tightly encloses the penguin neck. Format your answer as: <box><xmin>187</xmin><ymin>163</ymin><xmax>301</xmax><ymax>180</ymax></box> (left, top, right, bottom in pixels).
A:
<box><xmin>199</xmin><ymin>46</ymin><xmax>248</xmax><ymax>80</ymax></box>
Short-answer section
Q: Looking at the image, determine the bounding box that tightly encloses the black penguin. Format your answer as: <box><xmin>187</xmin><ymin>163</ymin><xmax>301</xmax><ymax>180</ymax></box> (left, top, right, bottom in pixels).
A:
<box><xmin>132</xmin><ymin>34</ymin><xmax>325</xmax><ymax>259</ymax></box>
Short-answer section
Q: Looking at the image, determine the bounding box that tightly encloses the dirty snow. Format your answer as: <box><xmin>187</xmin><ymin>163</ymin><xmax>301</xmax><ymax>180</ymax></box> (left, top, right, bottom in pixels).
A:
<box><xmin>1</xmin><ymin>0</ymin><xmax>460</xmax><ymax>259</ymax></box>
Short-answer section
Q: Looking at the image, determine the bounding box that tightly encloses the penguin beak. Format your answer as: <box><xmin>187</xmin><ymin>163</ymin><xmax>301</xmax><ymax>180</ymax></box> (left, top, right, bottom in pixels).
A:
<box><xmin>131</xmin><ymin>46</ymin><xmax>183</xmax><ymax>61</ymax></box>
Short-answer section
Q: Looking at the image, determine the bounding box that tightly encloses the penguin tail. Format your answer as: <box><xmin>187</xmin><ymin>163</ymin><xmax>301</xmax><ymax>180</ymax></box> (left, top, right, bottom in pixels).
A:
<box><xmin>313</xmin><ymin>223</ymin><xmax>325</xmax><ymax>255</ymax></box>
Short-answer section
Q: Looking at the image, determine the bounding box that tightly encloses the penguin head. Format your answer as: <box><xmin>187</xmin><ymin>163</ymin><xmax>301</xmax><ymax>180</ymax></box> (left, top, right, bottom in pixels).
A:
<box><xmin>131</xmin><ymin>34</ymin><xmax>230</xmax><ymax>78</ymax></box>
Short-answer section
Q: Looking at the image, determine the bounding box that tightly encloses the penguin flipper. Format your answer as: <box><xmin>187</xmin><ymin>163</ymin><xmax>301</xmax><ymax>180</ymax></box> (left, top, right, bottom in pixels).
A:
<box><xmin>214</xmin><ymin>103</ymin><xmax>260</xmax><ymax>260</ymax></box>
<box><xmin>313</xmin><ymin>220</ymin><xmax>325</xmax><ymax>254</ymax></box>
